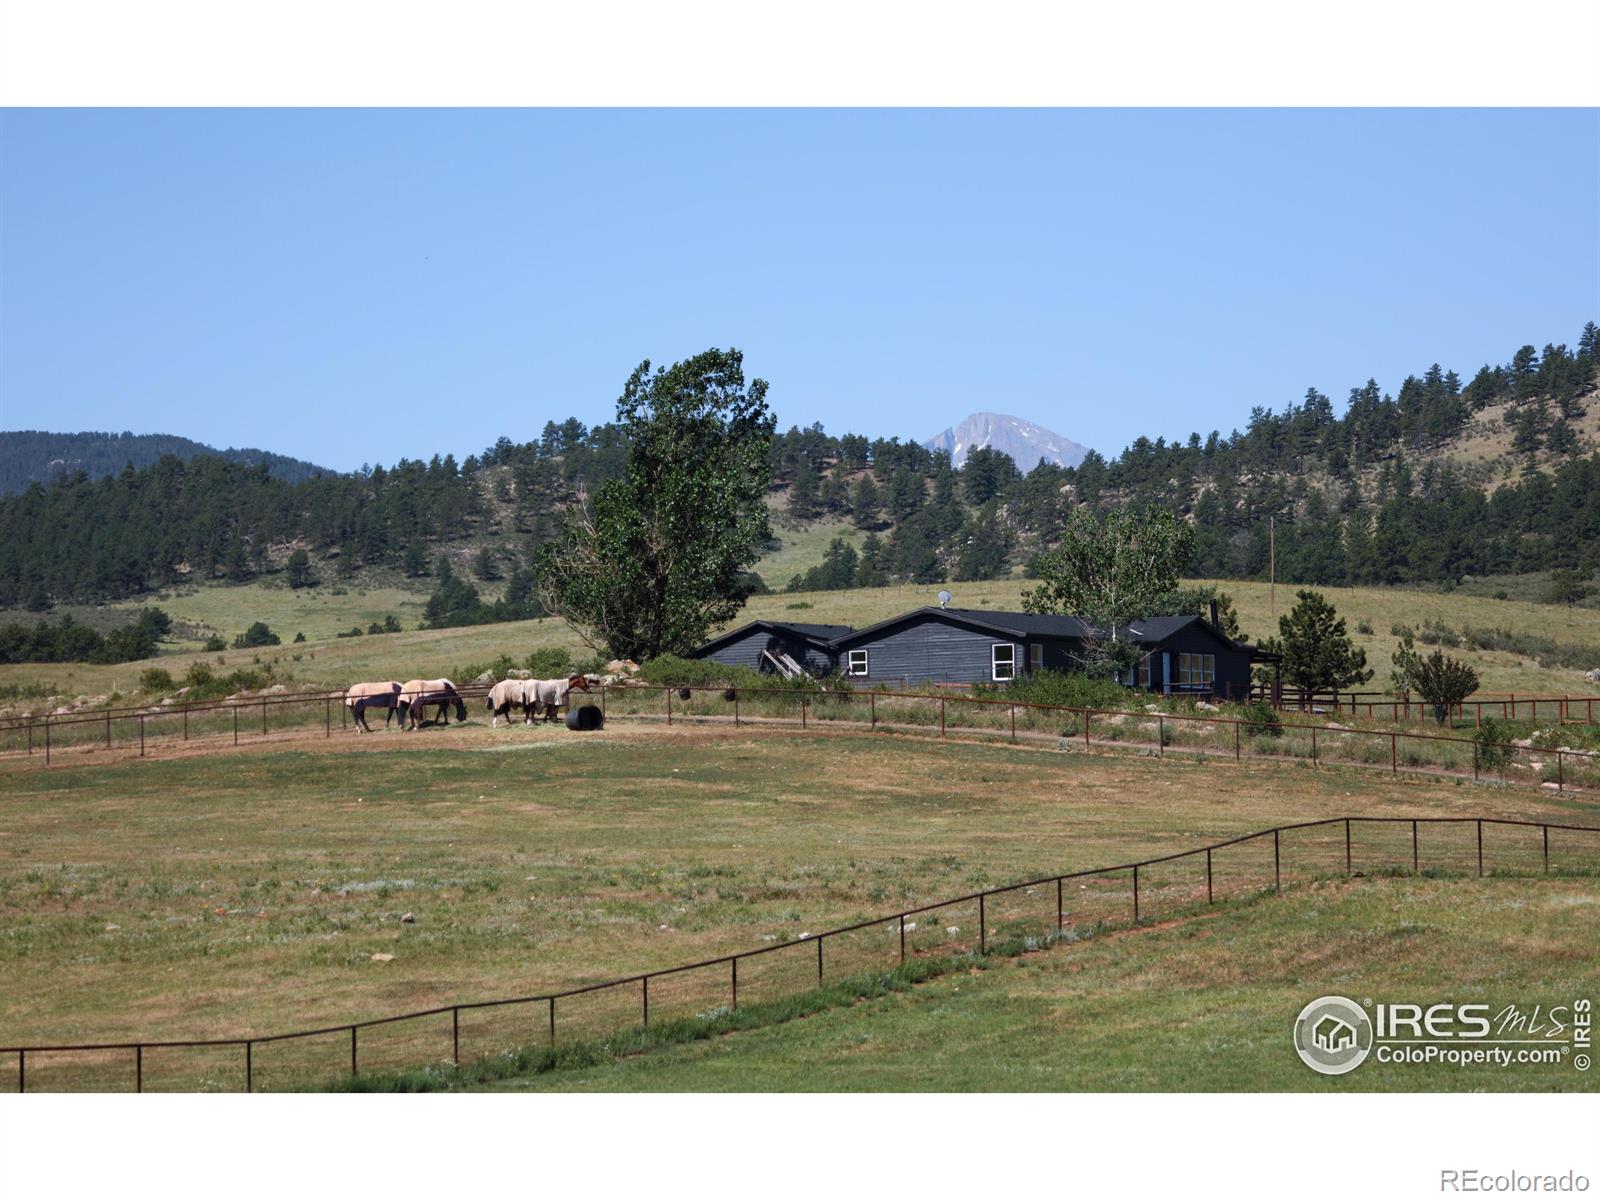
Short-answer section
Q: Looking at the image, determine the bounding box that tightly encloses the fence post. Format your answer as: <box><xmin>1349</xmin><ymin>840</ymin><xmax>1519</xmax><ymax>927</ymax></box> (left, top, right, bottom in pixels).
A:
<box><xmin>1477</xmin><ymin>820</ymin><xmax>1484</xmax><ymax>878</ymax></box>
<box><xmin>1473</xmin><ymin>742</ymin><xmax>1479</xmax><ymax>781</ymax></box>
<box><xmin>1010</xmin><ymin>704</ymin><xmax>1015</xmax><ymax>744</ymax></box>
<box><xmin>734</xmin><ymin>693</ymin><xmax>739</xmax><ymax>727</ymax></box>
<box><xmin>1083</xmin><ymin>709</ymin><xmax>1090</xmax><ymax>752</ymax></box>
<box><xmin>1157</xmin><ymin>716</ymin><xmax>1164</xmax><ymax>756</ymax></box>
<box><xmin>261</xmin><ymin>698</ymin><xmax>267</xmax><ymax>737</ymax></box>
<box><xmin>979</xmin><ymin>893</ymin><xmax>986</xmax><ymax>950</ymax></box>
<box><xmin>666</xmin><ymin>687</ymin><xmax>671</xmax><ymax>726</ymax></box>
<box><xmin>1310</xmin><ymin>725</ymin><xmax>1316</xmax><ymax>766</ymax></box>
<box><xmin>1557</xmin><ymin>752</ymin><xmax>1563</xmax><ymax>793</ymax></box>
<box><xmin>139</xmin><ymin>716</ymin><xmax>145</xmax><ymax>757</ymax></box>
<box><xmin>816</xmin><ymin>934</ymin><xmax>824</xmax><ymax>984</ymax></box>
<box><xmin>731</xmin><ymin>958</ymin><xmax>738</xmax><ymax>1008</ymax></box>
<box><xmin>1391</xmin><ymin>732</ymin><xmax>1397</xmax><ymax>775</ymax></box>
<box><xmin>899</xmin><ymin>914</ymin><xmax>906</xmax><ymax>962</ymax></box>
<box><xmin>870</xmin><ymin>692</ymin><xmax>876</xmax><ymax>730</ymax></box>
<box><xmin>184</xmin><ymin>707</ymin><xmax>189</xmax><ymax>741</ymax></box>
<box><xmin>44</xmin><ymin>720</ymin><xmax>49</xmax><ymax>765</ymax></box>
<box><xmin>17</xmin><ymin>1049</ymin><xmax>22</xmax><ymax>1093</ymax></box>
<box><xmin>350</xmin><ymin>1027</ymin><xmax>358</xmax><ymax>1076</ymax></box>
<box><xmin>642</xmin><ymin>977</ymin><xmax>649</xmax><ymax>1028</ymax></box>
<box><xmin>1273</xmin><ymin>829</ymin><xmax>1281</xmax><ymax>891</ymax></box>
<box><xmin>1543</xmin><ymin>825</ymin><xmax>1549</xmax><ymax>873</ymax></box>
<box><xmin>106</xmin><ymin>709</ymin><xmax>111</xmax><ymax>749</ymax></box>
<box><xmin>1057</xmin><ymin>877</ymin><xmax>1064</xmax><ymax>929</ymax></box>
<box><xmin>802</xmin><ymin>696</ymin><xmax>807</xmax><ymax>729</ymax></box>
<box><xmin>1206</xmin><ymin>849</ymin><xmax>1213</xmax><ymax>903</ymax></box>
<box><xmin>326</xmin><ymin>697</ymin><xmax>331</xmax><ymax>738</ymax></box>
<box><xmin>245</xmin><ymin>1042</ymin><xmax>252</xmax><ymax>1093</ymax></box>
<box><xmin>549</xmin><ymin>997</ymin><xmax>556</xmax><ymax>1045</ymax></box>
<box><xmin>1234</xmin><ymin>720</ymin><xmax>1240</xmax><ymax>762</ymax></box>
<box><xmin>1131</xmin><ymin>866</ymin><xmax>1139</xmax><ymax>923</ymax></box>
<box><xmin>26</xmin><ymin>722</ymin><xmax>31</xmax><ymax>756</ymax></box>
<box><xmin>1412</xmin><ymin>820</ymin><xmax>1418</xmax><ymax>874</ymax></box>
<box><xmin>1345</xmin><ymin>818</ymin><xmax>1352</xmax><ymax>875</ymax></box>
<box><xmin>939</xmin><ymin>697</ymin><xmax>945</xmax><ymax>738</ymax></box>
<box><xmin>136</xmin><ymin>1045</ymin><xmax>143</xmax><ymax>1093</ymax></box>
<box><xmin>453</xmin><ymin>1007</ymin><xmax>459</xmax><ymax>1064</ymax></box>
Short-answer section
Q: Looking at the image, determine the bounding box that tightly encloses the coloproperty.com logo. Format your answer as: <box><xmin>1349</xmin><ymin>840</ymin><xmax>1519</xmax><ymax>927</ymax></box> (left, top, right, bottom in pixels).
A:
<box><xmin>1292</xmin><ymin>995</ymin><xmax>1591</xmax><ymax>1076</ymax></box>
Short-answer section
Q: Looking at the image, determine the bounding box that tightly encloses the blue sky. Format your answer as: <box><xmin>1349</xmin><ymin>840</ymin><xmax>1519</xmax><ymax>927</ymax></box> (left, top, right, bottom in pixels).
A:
<box><xmin>1</xmin><ymin>109</ymin><xmax>1596</xmax><ymax>471</ymax></box>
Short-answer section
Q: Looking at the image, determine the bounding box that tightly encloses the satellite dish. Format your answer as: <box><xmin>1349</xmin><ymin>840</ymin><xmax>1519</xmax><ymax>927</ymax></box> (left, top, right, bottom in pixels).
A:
<box><xmin>938</xmin><ymin>590</ymin><xmax>952</xmax><ymax>609</ymax></box>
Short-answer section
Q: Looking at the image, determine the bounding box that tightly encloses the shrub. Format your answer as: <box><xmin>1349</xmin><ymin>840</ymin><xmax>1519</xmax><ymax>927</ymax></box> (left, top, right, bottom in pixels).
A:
<box><xmin>1234</xmin><ymin>699</ymin><xmax>1282</xmax><ymax>737</ymax></box>
<box><xmin>524</xmin><ymin>647</ymin><xmax>574</xmax><ymax>678</ymax></box>
<box><xmin>336</xmin><ymin>627</ymin><xmax>364</xmax><ymax>638</ymax></box>
<box><xmin>1474</xmin><ymin>718</ymin><xmax>1515</xmax><ymax>772</ymax></box>
<box><xmin>976</xmin><ymin>670</ymin><xmax>1129</xmax><ymax>711</ymax></box>
<box><xmin>139</xmin><ymin>667</ymin><xmax>174</xmax><ymax>693</ymax></box>
<box><xmin>233</xmin><ymin>621</ymin><xmax>281</xmax><ymax>649</ymax></box>
<box><xmin>367</xmin><ymin>622</ymin><xmax>383</xmax><ymax>635</ymax></box>
<box><xmin>1389</xmin><ymin>622</ymin><xmax>1412</xmax><ymax>638</ymax></box>
<box><xmin>202</xmin><ymin>635</ymin><xmax>227</xmax><ymax>652</ymax></box>
<box><xmin>1355</xmin><ymin>619</ymin><xmax>1374</xmax><ymax>635</ymax></box>
<box><xmin>293</xmin><ymin>631</ymin><xmax>306</xmax><ymax>643</ymax></box>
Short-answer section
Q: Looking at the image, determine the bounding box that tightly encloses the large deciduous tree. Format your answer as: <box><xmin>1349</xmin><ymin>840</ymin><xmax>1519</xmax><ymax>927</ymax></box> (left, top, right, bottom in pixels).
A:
<box><xmin>536</xmin><ymin>349</ymin><xmax>776</xmax><ymax>661</ymax></box>
<box><xmin>1022</xmin><ymin>507</ymin><xmax>1195</xmax><ymax>675</ymax></box>
<box><xmin>1275</xmin><ymin>589</ymin><xmax>1373</xmax><ymax>693</ymax></box>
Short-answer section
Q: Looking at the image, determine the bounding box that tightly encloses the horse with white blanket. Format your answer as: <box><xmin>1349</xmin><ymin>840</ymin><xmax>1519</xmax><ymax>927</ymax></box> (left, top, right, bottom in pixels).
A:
<box><xmin>345</xmin><ymin>681</ymin><xmax>403</xmax><ymax>733</ymax></box>
<box><xmin>528</xmin><ymin>674</ymin><xmax>590</xmax><ymax>723</ymax></box>
<box><xmin>398</xmin><ymin>679</ymin><xmax>467</xmax><ymax>730</ymax></box>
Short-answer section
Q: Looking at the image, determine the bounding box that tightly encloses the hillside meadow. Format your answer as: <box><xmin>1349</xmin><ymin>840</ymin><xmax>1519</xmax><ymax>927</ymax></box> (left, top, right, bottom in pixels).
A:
<box><xmin>4</xmin><ymin>573</ymin><xmax>1599</xmax><ymax>703</ymax></box>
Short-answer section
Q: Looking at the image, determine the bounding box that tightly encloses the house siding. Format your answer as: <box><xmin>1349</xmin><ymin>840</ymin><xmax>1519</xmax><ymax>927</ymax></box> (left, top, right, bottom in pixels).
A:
<box><xmin>700</xmin><ymin>628</ymin><xmax>836</xmax><ymax>675</ymax></box>
<box><xmin>841</xmin><ymin>618</ymin><xmax>1021</xmax><ymax>686</ymax></box>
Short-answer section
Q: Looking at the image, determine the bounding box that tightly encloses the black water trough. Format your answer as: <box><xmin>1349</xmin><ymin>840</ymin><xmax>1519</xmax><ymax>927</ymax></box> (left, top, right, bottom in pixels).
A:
<box><xmin>565</xmin><ymin>704</ymin><xmax>605</xmax><ymax>732</ymax></box>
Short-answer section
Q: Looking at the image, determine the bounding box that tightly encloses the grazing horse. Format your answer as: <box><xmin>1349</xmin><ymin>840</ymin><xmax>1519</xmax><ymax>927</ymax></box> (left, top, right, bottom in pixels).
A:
<box><xmin>486</xmin><ymin>678</ymin><xmax>538</xmax><ymax>727</ymax></box>
<box><xmin>398</xmin><ymin>679</ymin><xmax>467</xmax><ymax>730</ymax></box>
<box><xmin>345</xmin><ymin>680</ymin><xmax>403</xmax><ymax>733</ymax></box>
<box><xmin>529</xmin><ymin>674</ymin><xmax>590</xmax><ymax>723</ymax></box>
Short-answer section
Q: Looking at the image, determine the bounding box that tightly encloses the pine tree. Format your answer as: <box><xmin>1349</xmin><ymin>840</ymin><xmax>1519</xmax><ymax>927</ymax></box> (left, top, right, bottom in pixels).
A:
<box><xmin>788</xmin><ymin>456</ymin><xmax>819</xmax><ymax>520</ymax></box>
<box><xmin>1276</xmin><ymin>590</ymin><xmax>1372</xmax><ymax>693</ymax></box>
<box><xmin>850</xmin><ymin>474</ymin><xmax>881</xmax><ymax>529</ymax></box>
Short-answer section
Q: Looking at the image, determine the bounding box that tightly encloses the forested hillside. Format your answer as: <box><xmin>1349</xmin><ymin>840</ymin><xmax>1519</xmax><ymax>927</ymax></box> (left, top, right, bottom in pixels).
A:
<box><xmin>0</xmin><ymin>430</ymin><xmax>330</xmax><ymax>494</ymax></box>
<box><xmin>0</xmin><ymin>326</ymin><xmax>1595</xmax><ymax>611</ymax></box>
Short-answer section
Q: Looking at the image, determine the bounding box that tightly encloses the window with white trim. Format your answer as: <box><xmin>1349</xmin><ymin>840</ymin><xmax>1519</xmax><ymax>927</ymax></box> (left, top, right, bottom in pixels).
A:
<box><xmin>1175</xmin><ymin>652</ymin><xmax>1215</xmax><ymax>688</ymax></box>
<box><xmin>1138</xmin><ymin>653</ymin><xmax>1154</xmax><ymax>689</ymax></box>
<box><xmin>1029</xmin><ymin>643</ymin><xmax>1044</xmax><ymax>672</ymax></box>
<box><xmin>991</xmin><ymin>643</ymin><xmax>1016</xmax><ymax>681</ymax></box>
<box><xmin>847</xmin><ymin>649</ymin><xmax>869</xmax><ymax>676</ymax></box>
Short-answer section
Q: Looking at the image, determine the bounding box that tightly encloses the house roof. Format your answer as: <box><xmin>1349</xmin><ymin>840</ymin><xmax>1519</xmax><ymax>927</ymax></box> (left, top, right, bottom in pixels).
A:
<box><xmin>694</xmin><ymin>620</ymin><xmax>856</xmax><ymax>655</ymax></box>
<box><xmin>831</xmin><ymin>607</ymin><xmax>1242</xmax><ymax>650</ymax></box>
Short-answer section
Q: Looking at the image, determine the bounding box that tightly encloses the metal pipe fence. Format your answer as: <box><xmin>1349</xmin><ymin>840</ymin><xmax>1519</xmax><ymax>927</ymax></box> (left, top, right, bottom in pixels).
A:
<box><xmin>1246</xmin><ymin>685</ymin><xmax>1600</xmax><ymax>727</ymax></box>
<box><xmin>3</xmin><ymin>814</ymin><xmax>1594</xmax><ymax>1092</ymax></box>
<box><xmin>613</xmin><ymin>684</ymin><xmax>1600</xmax><ymax>796</ymax></box>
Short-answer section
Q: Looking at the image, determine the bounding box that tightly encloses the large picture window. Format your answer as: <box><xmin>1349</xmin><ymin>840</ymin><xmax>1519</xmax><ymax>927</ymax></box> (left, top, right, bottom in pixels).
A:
<box><xmin>847</xmin><ymin>649</ymin><xmax>869</xmax><ymax>676</ymax></box>
<box><xmin>1175</xmin><ymin>652</ymin><xmax>1215</xmax><ymax>688</ymax></box>
<box><xmin>992</xmin><ymin>643</ymin><xmax>1016</xmax><ymax>681</ymax></box>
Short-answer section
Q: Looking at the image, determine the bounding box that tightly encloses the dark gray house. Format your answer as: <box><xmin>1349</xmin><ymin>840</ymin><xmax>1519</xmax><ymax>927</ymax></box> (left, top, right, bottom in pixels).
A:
<box><xmin>689</xmin><ymin>620</ymin><xmax>855</xmax><ymax>677</ymax></box>
<box><xmin>693</xmin><ymin>606</ymin><xmax>1270</xmax><ymax>697</ymax></box>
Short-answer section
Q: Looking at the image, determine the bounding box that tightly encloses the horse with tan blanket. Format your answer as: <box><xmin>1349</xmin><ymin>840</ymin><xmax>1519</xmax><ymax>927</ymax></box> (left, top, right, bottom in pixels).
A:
<box><xmin>486</xmin><ymin>678</ymin><xmax>538</xmax><ymax>727</ymax></box>
<box><xmin>345</xmin><ymin>681</ymin><xmax>403</xmax><ymax>732</ymax></box>
<box><xmin>398</xmin><ymin>679</ymin><xmax>467</xmax><ymax>731</ymax></box>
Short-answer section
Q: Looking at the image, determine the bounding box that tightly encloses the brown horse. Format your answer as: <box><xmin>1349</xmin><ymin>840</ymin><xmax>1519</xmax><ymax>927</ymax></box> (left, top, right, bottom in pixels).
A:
<box><xmin>398</xmin><ymin>679</ymin><xmax>467</xmax><ymax>730</ymax></box>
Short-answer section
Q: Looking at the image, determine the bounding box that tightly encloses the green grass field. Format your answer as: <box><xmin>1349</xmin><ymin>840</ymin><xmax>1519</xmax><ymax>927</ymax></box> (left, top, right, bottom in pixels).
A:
<box><xmin>2</xmin><ymin>724</ymin><xmax>1595</xmax><ymax>1090</ymax></box>
<box><xmin>478</xmin><ymin>875</ymin><xmax>1599</xmax><ymax>1092</ymax></box>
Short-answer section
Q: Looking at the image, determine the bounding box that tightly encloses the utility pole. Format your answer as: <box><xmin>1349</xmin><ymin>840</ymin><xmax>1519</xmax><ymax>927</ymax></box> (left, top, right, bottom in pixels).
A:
<box><xmin>1269</xmin><ymin>514</ymin><xmax>1276</xmax><ymax>625</ymax></box>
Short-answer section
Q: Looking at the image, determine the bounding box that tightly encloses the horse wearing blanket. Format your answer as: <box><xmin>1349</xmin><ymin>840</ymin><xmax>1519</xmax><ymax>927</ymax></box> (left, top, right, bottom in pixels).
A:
<box><xmin>529</xmin><ymin>674</ymin><xmax>590</xmax><ymax>723</ymax></box>
<box><xmin>486</xmin><ymin>678</ymin><xmax>539</xmax><ymax>727</ymax></box>
<box><xmin>398</xmin><ymin>679</ymin><xmax>467</xmax><ymax>730</ymax></box>
<box><xmin>345</xmin><ymin>681</ymin><xmax>402</xmax><ymax>733</ymax></box>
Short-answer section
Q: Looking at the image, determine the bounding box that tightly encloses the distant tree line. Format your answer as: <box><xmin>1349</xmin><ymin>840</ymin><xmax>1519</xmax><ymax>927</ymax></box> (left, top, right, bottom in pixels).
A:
<box><xmin>0</xmin><ymin>325</ymin><xmax>1593</xmax><ymax>611</ymax></box>
<box><xmin>0</xmin><ymin>607</ymin><xmax>171</xmax><ymax>664</ymax></box>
